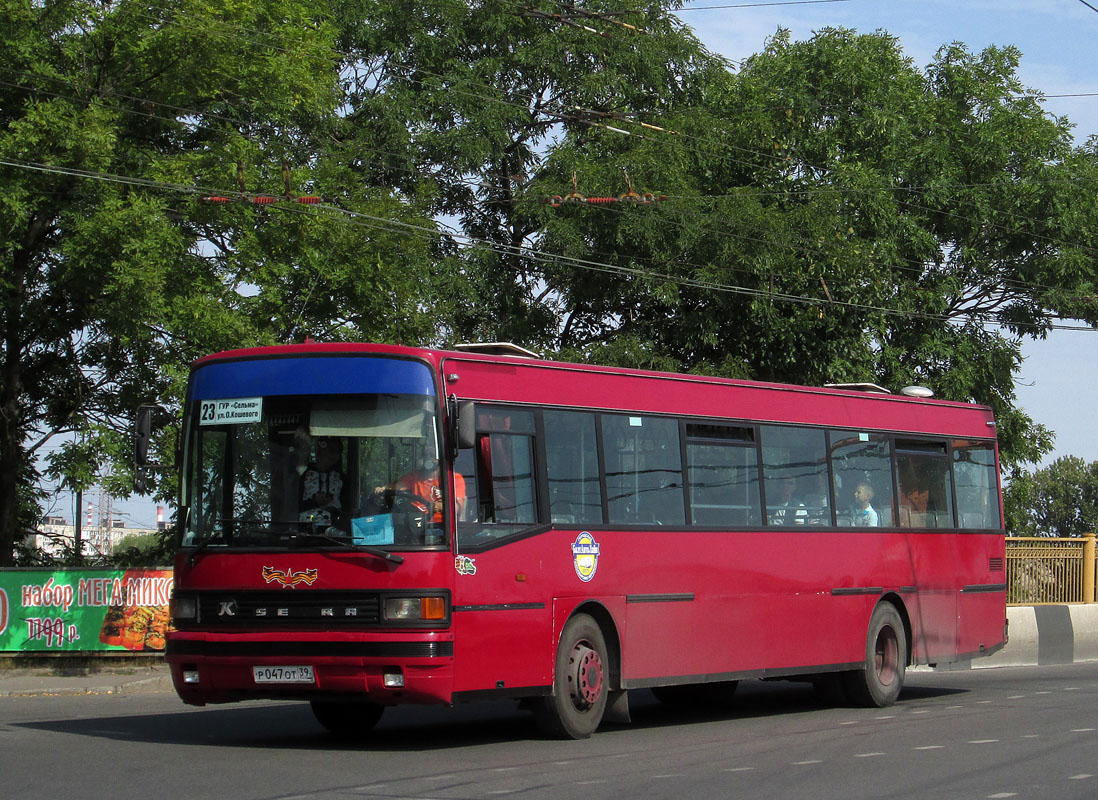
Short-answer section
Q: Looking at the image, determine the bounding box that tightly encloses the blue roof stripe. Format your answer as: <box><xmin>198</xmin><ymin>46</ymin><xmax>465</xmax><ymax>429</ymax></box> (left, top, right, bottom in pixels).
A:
<box><xmin>188</xmin><ymin>356</ymin><xmax>436</xmax><ymax>400</ymax></box>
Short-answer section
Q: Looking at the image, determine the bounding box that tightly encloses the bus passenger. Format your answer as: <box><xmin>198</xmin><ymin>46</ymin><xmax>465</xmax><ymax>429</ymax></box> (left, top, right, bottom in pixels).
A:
<box><xmin>851</xmin><ymin>482</ymin><xmax>879</xmax><ymax>527</ymax></box>
<box><xmin>770</xmin><ymin>478</ymin><xmax>808</xmax><ymax>525</ymax></box>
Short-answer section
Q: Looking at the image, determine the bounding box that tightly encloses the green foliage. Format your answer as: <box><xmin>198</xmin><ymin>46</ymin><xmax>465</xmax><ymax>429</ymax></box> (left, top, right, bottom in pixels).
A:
<box><xmin>109</xmin><ymin>529</ymin><xmax>175</xmax><ymax>569</ymax></box>
<box><xmin>531</xmin><ymin>28</ymin><xmax>1094</xmax><ymax>466</ymax></box>
<box><xmin>1004</xmin><ymin>457</ymin><xmax>1098</xmax><ymax>537</ymax></box>
<box><xmin>0</xmin><ymin>0</ymin><xmax>439</xmax><ymax>564</ymax></box>
<box><xmin>4</xmin><ymin>4</ymin><xmax>1098</xmax><ymax>564</ymax></box>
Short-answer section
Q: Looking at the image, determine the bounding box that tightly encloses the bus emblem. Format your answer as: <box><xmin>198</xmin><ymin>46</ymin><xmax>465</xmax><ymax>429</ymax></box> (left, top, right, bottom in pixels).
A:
<box><xmin>571</xmin><ymin>532</ymin><xmax>600</xmax><ymax>582</ymax></box>
<box><xmin>262</xmin><ymin>566</ymin><xmax>318</xmax><ymax>588</ymax></box>
<box><xmin>455</xmin><ymin>556</ymin><xmax>477</xmax><ymax>576</ymax></box>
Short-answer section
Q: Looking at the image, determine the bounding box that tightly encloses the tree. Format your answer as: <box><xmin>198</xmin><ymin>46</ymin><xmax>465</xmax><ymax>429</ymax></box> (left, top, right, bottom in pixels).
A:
<box><xmin>0</xmin><ymin>0</ymin><xmax>440</xmax><ymax>565</ymax></box>
<box><xmin>526</xmin><ymin>29</ymin><xmax>1096</xmax><ymax>466</ymax></box>
<box><xmin>1004</xmin><ymin>456</ymin><xmax>1098</xmax><ymax>537</ymax></box>
<box><xmin>327</xmin><ymin>0</ymin><xmax>722</xmax><ymax>347</ymax></box>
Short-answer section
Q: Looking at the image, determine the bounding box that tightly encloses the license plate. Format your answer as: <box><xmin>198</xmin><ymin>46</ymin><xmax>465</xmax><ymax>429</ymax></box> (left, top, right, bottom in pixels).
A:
<box><xmin>252</xmin><ymin>665</ymin><xmax>315</xmax><ymax>684</ymax></box>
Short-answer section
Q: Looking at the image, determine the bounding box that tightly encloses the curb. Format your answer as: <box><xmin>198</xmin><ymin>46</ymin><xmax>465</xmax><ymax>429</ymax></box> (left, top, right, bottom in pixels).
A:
<box><xmin>0</xmin><ymin>673</ymin><xmax>173</xmax><ymax>698</ymax></box>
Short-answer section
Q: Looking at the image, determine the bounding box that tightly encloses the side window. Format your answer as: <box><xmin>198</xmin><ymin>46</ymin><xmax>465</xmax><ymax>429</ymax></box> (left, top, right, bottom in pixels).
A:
<box><xmin>456</xmin><ymin>407</ymin><xmax>538</xmax><ymax>546</ymax></box>
<box><xmin>953</xmin><ymin>441</ymin><xmax>1001</xmax><ymax>529</ymax></box>
<box><xmin>686</xmin><ymin>423</ymin><xmax>761</xmax><ymax>527</ymax></box>
<box><xmin>895</xmin><ymin>440</ymin><xmax>954</xmax><ymax>528</ymax></box>
<box><xmin>830</xmin><ymin>431</ymin><xmax>894</xmax><ymax>527</ymax></box>
<box><xmin>602</xmin><ymin>414</ymin><xmax>685</xmax><ymax>526</ymax></box>
<box><xmin>761</xmin><ymin>425</ymin><xmax>830</xmax><ymax>526</ymax></box>
<box><xmin>544</xmin><ymin>410</ymin><xmax>604</xmax><ymax>525</ymax></box>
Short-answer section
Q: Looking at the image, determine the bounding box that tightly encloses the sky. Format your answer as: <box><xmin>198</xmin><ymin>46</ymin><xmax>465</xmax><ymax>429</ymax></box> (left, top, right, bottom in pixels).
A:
<box><xmin>675</xmin><ymin>0</ymin><xmax>1098</xmax><ymax>467</ymax></box>
<box><xmin>47</xmin><ymin>0</ymin><xmax>1098</xmax><ymax>529</ymax></box>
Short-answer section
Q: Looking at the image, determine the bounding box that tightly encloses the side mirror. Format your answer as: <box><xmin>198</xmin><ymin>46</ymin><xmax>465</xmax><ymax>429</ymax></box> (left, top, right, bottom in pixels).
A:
<box><xmin>456</xmin><ymin>400</ymin><xmax>476</xmax><ymax>450</ymax></box>
<box><xmin>448</xmin><ymin>397</ymin><xmax>477</xmax><ymax>458</ymax></box>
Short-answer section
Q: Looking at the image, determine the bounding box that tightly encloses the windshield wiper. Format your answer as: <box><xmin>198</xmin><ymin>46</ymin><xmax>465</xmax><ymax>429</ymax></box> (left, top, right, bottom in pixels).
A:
<box><xmin>186</xmin><ymin>532</ymin><xmax>226</xmax><ymax>566</ymax></box>
<box><xmin>187</xmin><ymin>519</ymin><xmax>404</xmax><ymax>566</ymax></box>
<box><xmin>296</xmin><ymin>529</ymin><xmax>405</xmax><ymax>565</ymax></box>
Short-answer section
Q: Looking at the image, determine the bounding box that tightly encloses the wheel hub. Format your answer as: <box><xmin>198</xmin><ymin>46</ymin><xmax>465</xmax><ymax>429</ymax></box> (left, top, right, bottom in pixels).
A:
<box><xmin>568</xmin><ymin>643</ymin><xmax>604</xmax><ymax>708</ymax></box>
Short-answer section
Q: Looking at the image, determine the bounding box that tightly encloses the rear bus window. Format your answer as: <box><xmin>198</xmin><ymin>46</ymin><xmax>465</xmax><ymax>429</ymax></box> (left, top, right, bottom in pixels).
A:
<box><xmin>953</xmin><ymin>441</ymin><xmax>1001</xmax><ymax>529</ymax></box>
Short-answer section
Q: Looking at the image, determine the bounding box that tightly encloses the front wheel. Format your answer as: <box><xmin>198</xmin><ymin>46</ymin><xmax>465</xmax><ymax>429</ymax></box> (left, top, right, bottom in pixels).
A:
<box><xmin>843</xmin><ymin>602</ymin><xmax>907</xmax><ymax>707</ymax></box>
<box><xmin>534</xmin><ymin>614</ymin><xmax>609</xmax><ymax>739</ymax></box>
<box><xmin>310</xmin><ymin>700</ymin><xmax>384</xmax><ymax>737</ymax></box>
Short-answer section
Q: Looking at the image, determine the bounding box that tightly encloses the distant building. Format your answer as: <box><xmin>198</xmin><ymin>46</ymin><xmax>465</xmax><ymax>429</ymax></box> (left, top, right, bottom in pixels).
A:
<box><xmin>35</xmin><ymin>518</ymin><xmax>159</xmax><ymax>559</ymax></box>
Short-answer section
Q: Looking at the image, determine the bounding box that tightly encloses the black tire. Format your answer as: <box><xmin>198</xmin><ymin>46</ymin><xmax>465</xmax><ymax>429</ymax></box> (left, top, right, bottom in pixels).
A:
<box><xmin>842</xmin><ymin>603</ymin><xmax>907</xmax><ymax>707</ymax></box>
<box><xmin>534</xmin><ymin>614</ymin><xmax>609</xmax><ymax>739</ymax></box>
<box><xmin>310</xmin><ymin>700</ymin><xmax>384</xmax><ymax>736</ymax></box>
<box><xmin>652</xmin><ymin>681</ymin><xmax>739</xmax><ymax>707</ymax></box>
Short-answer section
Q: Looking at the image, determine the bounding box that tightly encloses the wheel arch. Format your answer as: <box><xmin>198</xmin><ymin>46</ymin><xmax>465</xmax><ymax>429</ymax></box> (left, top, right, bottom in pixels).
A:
<box><xmin>563</xmin><ymin>600</ymin><xmax>623</xmax><ymax>692</ymax></box>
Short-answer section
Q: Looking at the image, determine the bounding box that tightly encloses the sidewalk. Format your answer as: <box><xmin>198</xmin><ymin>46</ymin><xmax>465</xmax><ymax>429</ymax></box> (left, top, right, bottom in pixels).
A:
<box><xmin>0</xmin><ymin>658</ymin><xmax>173</xmax><ymax>697</ymax></box>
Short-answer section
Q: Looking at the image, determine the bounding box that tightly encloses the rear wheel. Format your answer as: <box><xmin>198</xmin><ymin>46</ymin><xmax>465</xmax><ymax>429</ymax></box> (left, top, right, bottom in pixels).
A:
<box><xmin>310</xmin><ymin>700</ymin><xmax>384</xmax><ymax>736</ymax></box>
<box><xmin>843</xmin><ymin>603</ymin><xmax>906</xmax><ymax>707</ymax></box>
<box><xmin>534</xmin><ymin>614</ymin><xmax>609</xmax><ymax>739</ymax></box>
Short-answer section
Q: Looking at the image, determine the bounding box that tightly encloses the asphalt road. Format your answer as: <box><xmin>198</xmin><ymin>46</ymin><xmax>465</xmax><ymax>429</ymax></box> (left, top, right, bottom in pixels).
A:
<box><xmin>2</xmin><ymin>663</ymin><xmax>1096</xmax><ymax>800</ymax></box>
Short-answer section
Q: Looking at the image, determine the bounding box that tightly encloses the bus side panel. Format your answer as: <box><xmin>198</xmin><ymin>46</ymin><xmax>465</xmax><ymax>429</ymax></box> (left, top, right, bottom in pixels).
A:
<box><xmin>450</xmin><ymin>542</ymin><xmax>557</xmax><ymax>695</ymax></box>
<box><xmin>904</xmin><ymin>533</ymin><xmax>960</xmax><ymax>663</ymax></box>
<box><xmin>616</xmin><ymin>531</ymin><xmax>907</xmax><ymax>681</ymax></box>
<box><xmin>956</xmin><ymin>532</ymin><xmax>1008</xmax><ymax>657</ymax></box>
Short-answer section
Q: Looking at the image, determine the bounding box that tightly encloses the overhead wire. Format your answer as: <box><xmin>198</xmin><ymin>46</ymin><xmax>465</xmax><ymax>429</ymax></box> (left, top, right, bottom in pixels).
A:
<box><xmin>4</xmin><ymin>155</ymin><xmax>1093</xmax><ymax>333</ymax></box>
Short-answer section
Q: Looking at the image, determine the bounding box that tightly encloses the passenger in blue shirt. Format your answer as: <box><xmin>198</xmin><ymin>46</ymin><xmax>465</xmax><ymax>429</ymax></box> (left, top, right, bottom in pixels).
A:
<box><xmin>851</xmin><ymin>482</ymin><xmax>879</xmax><ymax>527</ymax></box>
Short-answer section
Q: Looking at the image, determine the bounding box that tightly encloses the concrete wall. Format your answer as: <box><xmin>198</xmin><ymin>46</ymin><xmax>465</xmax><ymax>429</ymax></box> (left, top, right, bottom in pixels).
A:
<box><xmin>953</xmin><ymin>605</ymin><xmax>1098</xmax><ymax>670</ymax></box>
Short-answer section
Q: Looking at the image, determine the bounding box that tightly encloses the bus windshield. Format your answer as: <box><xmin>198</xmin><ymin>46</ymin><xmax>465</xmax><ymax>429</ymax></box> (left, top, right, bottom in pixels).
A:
<box><xmin>181</xmin><ymin>393</ymin><xmax>446</xmax><ymax>549</ymax></box>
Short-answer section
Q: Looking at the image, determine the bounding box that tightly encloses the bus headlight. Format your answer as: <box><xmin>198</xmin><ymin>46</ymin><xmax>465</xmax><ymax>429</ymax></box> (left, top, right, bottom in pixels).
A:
<box><xmin>171</xmin><ymin>594</ymin><xmax>198</xmax><ymax>622</ymax></box>
<box><xmin>384</xmin><ymin>596</ymin><xmax>446</xmax><ymax>621</ymax></box>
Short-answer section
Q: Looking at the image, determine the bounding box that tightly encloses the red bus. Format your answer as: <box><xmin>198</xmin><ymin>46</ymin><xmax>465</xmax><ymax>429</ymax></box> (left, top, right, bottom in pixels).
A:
<box><xmin>161</xmin><ymin>342</ymin><xmax>1006</xmax><ymax>738</ymax></box>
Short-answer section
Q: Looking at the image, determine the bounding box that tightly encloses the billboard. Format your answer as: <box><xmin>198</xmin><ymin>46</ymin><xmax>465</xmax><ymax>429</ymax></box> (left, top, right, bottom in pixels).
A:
<box><xmin>0</xmin><ymin>568</ymin><xmax>173</xmax><ymax>653</ymax></box>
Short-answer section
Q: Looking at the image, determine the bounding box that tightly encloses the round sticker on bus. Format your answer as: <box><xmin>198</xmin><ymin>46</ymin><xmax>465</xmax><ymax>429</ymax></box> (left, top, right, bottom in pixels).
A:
<box><xmin>571</xmin><ymin>532</ymin><xmax>600</xmax><ymax>582</ymax></box>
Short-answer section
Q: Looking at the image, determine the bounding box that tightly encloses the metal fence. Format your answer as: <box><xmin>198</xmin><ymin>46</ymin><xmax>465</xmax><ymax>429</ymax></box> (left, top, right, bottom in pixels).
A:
<box><xmin>1006</xmin><ymin>533</ymin><xmax>1097</xmax><ymax>605</ymax></box>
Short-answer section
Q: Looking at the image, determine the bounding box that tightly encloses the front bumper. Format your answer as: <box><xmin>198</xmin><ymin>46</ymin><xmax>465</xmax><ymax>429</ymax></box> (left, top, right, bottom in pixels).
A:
<box><xmin>165</xmin><ymin>631</ymin><xmax>454</xmax><ymax>706</ymax></box>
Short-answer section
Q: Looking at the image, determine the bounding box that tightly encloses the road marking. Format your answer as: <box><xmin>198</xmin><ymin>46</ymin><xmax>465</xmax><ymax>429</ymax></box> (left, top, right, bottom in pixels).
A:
<box><xmin>1035</xmin><ymin>691</ymin><xmax>1052</xmax><ymax>695</ymax></box>
<box><xmin>1065</xmin><ymin>687</ymin><xmax>1080</xmax><ymax>691</ymax></box>
<box><xmin>855</xmin><ymin>752</ymin><xmax>885</xmax><ymax>758</ymax></box>
<box><xmin>493</xmin><ymin>768</ymin><xmax>519</xmax><ymax>773</ymax></box>
<box><xmin>652</xmin><ymin>775</ymin><xmax>686</xmax><ymax>779</ymax></box>
<box><xmin>1071</xmin><ymin>728</ymin><xmax>1097</xmax><ymax>733</ymax></box>
<box><xmin>914</xmin><ymin>745</ymin><xmax>944</xmax><ymax>750</ymax></box>
<box><xmin>911</xmin><ymin>709</ymin><xmax>931</xmax><ymax>714</ymax></box>
<box><xmin>840</xmin><ymin>721</ymin><xmax>859</xmax><ymax>726</ymax></box>
<box><xmin>1068</xmin><ymin>774</ymin><xmax>1094</xmax><ymax>780</ymax></box>
<box><xmin>977</xmin><ymin>700</ymin><xmax>993</xmax><ymax>704</ymax></box>
<box><xmin>1008</xmin><ymin>695</ymin><xmax>1025</xmax><ymax>699</ymax></box>
<box><xmin>875</xmin><ymin>715</ymin><xmax>896</xmax><ymax>720</ymax></box>
<box><xmin>576</xmin><ymin>780</ymin><xmax>609</xmax><ymax>785</ymax></box>
<box><xmin>723</xmin><ymin>767</ymin><xmax>756</xmax><ymax>772</ymax></box>
<box><xmin>1022</xmin><ymin>735</ymin><xmax>1041</xmax><ymax>739</ymax></box>
<box><xmin>793</xmin><ymin>760</ymin><xmax>823</xmax><ymax>765</ymax></box>
<box><xmin>969</xmin><ymin>739</ymin><xmax>999</xmax><ymax>744</ymax></box>
<box><xmin>986</xmin><ymin>793</ymin><xmax>1017</xmax><ymax>798</ymax></box>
